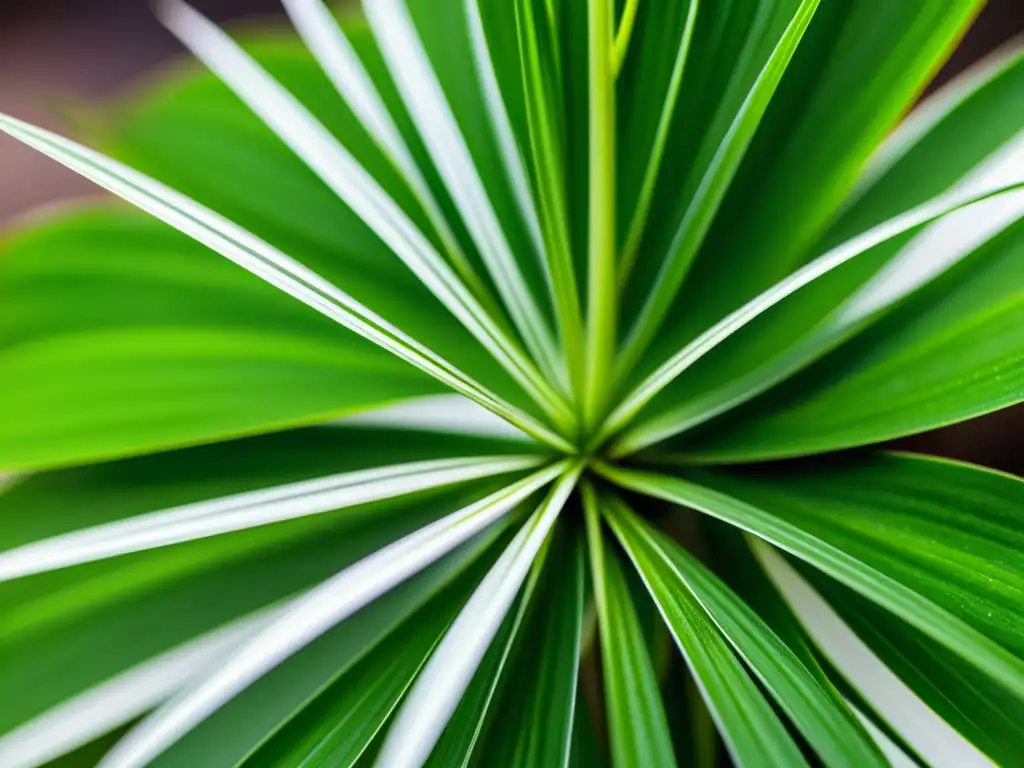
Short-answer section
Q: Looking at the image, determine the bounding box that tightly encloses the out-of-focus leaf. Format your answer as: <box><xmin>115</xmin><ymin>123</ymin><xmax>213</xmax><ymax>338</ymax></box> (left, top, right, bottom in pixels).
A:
<box><xmin>0</xmin><ymin>208</ymin><xmax>444</xmax><ymax>470</ymax></box>
<box><xmin>104</xmin><ymin>34</ymin><xmax>534</xmax><ymax>414</ymax></box>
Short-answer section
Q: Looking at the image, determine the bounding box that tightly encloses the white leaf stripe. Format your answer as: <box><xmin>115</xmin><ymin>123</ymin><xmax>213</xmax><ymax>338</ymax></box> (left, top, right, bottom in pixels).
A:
<box><xmin>362</xmin><ymin>0</ymin><xmax>565</xmax><ymax>387</ymax></box>
<box><xmin>96</xmin><ymin>462</ymin><xmax>569</xmax><ymax>768</ymax></box>
<box><xmin>157</xmin><ymin>0</ymin><xmax>573</xmax><ymax>428</ymax></box>
<box><xmin>464</xmin><ymin>0</ymin><xmax>549</xmax><ymax>279</ymax></box>
<box><xmin>603</xmin><ymin>175</ymin><xmax>1024</xmax><ymax>454</ymax></box>
<box><xmin>335</xmin><ymin>394</ymin><xmax>533</xmax><ymax>440</ymax></box>
<box><xmin>837</xmin><ymin>130</ymin><xmax>1024</xmax><ymax>324</ymax></box>
<box><xmin>752</xmin><ymin>540</ymin><xmax>996</xmax><ymax>768</ymax></box>
<box><xmin>279</xmin><ymin>0</ymin><xmax>485</xmax><ymax>298</ymax></box>
<box><xmin>374</xmin><ymin>463</ymin><xmax>583</xmax><ymax>768</ymax></box>
<box><xmin>0</xmin><ymin>455</ymin><xmax>544</xmax><ymax>583</ymax></box>
<box><xmin>0</xmin><ymin>606</ymin><xmax>279</xmax><ymax>768</ymax></box>
<box><xmin>0</xmin><ymin>115</ymin><xmax>574</xmax><ymax>453</ymax></box>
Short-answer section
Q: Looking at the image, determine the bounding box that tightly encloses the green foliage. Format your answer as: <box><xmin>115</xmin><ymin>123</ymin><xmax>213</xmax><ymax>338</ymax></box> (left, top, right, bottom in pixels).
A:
<box><xmin>0</xmin><ymin>0</ymin><xmax>1022</xmax><ymax>765</ymax></box>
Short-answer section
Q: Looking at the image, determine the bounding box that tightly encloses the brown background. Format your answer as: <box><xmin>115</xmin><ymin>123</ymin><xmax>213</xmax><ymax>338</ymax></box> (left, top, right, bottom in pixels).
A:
<box><xmin>1</xmin><ymin>0</ymin><xmax>1022</xmax><ymax>473</ymax></box>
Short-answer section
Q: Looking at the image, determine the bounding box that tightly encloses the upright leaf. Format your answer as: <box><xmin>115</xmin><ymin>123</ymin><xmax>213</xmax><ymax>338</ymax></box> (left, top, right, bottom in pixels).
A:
<box><xmin>618</xmin><ymin>0</ymin><xmax>821</xmax><ymax>375</ymax></box>
<box><xmin>639</xmin><ymin>0</ymin><xmax>985</xmax><ymax>377</ymax></box>
<box><xmin>582</xmin><ymin>488</ymin><xmax>675</xmax><ymax>768</ymax></box>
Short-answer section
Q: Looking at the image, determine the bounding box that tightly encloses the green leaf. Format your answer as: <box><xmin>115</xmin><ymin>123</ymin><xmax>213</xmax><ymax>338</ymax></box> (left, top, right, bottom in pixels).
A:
<box><xmin>829</xmin><ymin>45</ymin><xmax>1024</xmax><ymax>241</ymax></box>
<box><xmin>674</xmin><ymin>218</ymin><xmax>1024</xmax><ymax>462</ymax></box>
<box><xmin>279</xmin><ymin>0</ymin><xmax>492</xmax><ymax>308</ymax></box>
<box><xmin>497</xmin><ymin>0</ymin><xmax>587</xmax><ymax>395</ymax></box>
<box><xmin>99</xmin><ymin>463</ymin><xmax>565</xmax><ymax>768</ymax></box>
<box><xmin>639</xmin><ymin>1</ymin><xmax>985</xmax><ymax>376</ymax></box>
<box><xmin>582</xmin><ymin>487</ymin><xmax>674</xmax><ymax>768</ymax></box>
<box><xmin>155</xmin><ymin>1</ymin><xmax>571</xmax><ymax>431</ymax></box>
<box><xmin>602</xmin><ymin>175</ymin><xmax>1024</xmax><ymax>453</ymax></box>
<box><xmin>373</xmin><ymin>465</ymin><xmax>581</xmax><ymax>767</ymax></box>
<box><xmin>361</xmin><ymin>0</ymin><xmax>565</xmax><ymax>387</ymax></box>
<box><xmin>103</xmin><ymin>32</ymin><xmax>532</xmax><ymax>415</ymax></box>
<box><xmin>147</xmin><ymin>525</ymin><xmax>507</xmax><ymax>768</ymax></box>
<box><xmin>611</xmin><ymin>50</ymin><xmax>1024</xmax><ymax>452</ymax></box>
<box><xmin>0</xmin><ymin>452</ymin><xmax>508</xmax><ymax>768</ymax></box>
<box><xmin>599</xmin><ymin>494</ymin><xmax>808</xmax><ymax>767</ymax></box>
<box><xmin>239</xmin><ymin>556</ymin><xmax>483</xmax><ymax>768</ymax></box>
<box><xmin>618</xmin><ymin>0</ymin><xmax>821</xmax><ymax>375</ymax></box>
<box><xmin>600</xmin><ymin>454</ymin><xmax>1024</xmax><ymax>702</ymax></box>
<box><xmin>797</xmin><ymin>564</ymin><xmax>1024</xmax><ymax>768</ymax></box>
<box><xmin>754</xmin><ymin>541</ymin><xmax>998</xmax><ymax>768</ymax></box>
<box><xmin>423</xmin><ymin>591</ymin><xmax>531</xmax><ymax>767</ymax></box>
<box><xmin>582</xmin><ymin>0</ymin><xmax>618</xmax><ymax>428</ymax></box>
<box><xmin>600</xmin><ymin>503</ymin><xmax>884</xmax><ymax>768</ymax></box>
<box><xmin>0</xmin><ymin>451</ymin><xmax>542</xmax><ymax>583</ymax></box>
<box><xmin>0</xmin><ymin>111</ymin><xmax>574</xmax><ymax>453</ymax></box>
<box><xmin>479</xmin><ymin>520</ymin><xmax>584</xmax><ymax>767</ymax></box>
<box><xmin>0</xmin><ymin>207</ymin><xmax>444</xmax><ymax>470</ymax></box>
<box><xmin>567</xmin><ymin>688</ymin><xmax>606</xmax><ymax>768</ymax></box>
<box><xmin>615</xmin><ymin>0</ymin><xmax>698</xmax><ymax>282</ymax></box>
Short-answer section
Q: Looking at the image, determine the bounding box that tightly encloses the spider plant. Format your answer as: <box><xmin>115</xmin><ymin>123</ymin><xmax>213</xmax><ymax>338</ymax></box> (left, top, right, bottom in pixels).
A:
<box><xmin>1</xmin><ymin>0</ymin><xmax>1023</xmax><ymax>765</ymax></box>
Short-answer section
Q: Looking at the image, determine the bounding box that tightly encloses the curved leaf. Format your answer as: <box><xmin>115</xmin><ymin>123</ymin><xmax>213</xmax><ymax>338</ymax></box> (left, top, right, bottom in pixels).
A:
<box><xmin>676</xmin><ymin>218</ymin><xmax>1024</xmax><ymax>462</ymax></box>
<box><xmin>755</xmin><ymin>541</ymin><xmax>999</xmax><ymax>768</ymax></box>
<box><xmin>603</xmin><ymin>176</ymin><xmax>1024</xmax><ymax>452</ymax></box>
<box><xmin>618</xmin><ymin>0</ymin><xmax>821</xmax><ymax>375</ymax></box>
<box><xmin>790</xmin><ymin>559</ymin><xmax>1024</xmax><ymax>768</ymax></box>
<box><xmin>638</xmin><ymin>1</ymin><xmax>985</xmax><ymax>377</ymax></box>
<box><xmin>99</xmin><ymin>27</ymin><xmax>560</xmax><ymax>423</ymax></box>
<box><xmin>0</xmin><ymin>114</ymin><xmax>574</xmax><ymax>452</ymax></box>
<box><xmin>363</xmin><ymin>0</ymin><xmax>564</xmax><ymax>387</ymax></box>
<box><xmin>0</xmin><ymin>207</ymin><xmax>442</xmax><ymax>470</ymax></box>
<box><xmin>601</xmin><ymin>454</ymin><xmax>1024</xmax><ymax>702</ymax></box>
<box><xmin>155</xmin><ymin>1</ymin><xmax>570</xmax><ymax>429</ymax></box>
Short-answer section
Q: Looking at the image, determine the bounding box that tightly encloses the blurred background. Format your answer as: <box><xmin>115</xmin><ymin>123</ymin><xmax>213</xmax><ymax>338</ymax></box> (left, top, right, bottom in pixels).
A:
<box><xmin>1</xmin><ymin>0</ymin><xmax>1023</xmax><ymax>473</ymax></box>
